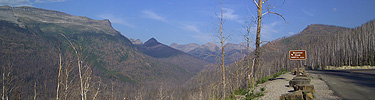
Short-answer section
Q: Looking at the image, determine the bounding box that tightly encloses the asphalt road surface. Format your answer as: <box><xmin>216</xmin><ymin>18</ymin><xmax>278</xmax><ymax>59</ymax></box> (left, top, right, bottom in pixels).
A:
<box><xmin>308</xmin><ymin>69</ymin><xmax>375</xmax><ymax>100</ymax></box>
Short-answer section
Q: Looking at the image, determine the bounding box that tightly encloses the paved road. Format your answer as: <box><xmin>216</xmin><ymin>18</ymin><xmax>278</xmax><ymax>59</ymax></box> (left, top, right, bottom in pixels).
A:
<box><xmin>308</xmin><ymin>69</ymin><xmax>375</xmax><ymax>100</ymax></box>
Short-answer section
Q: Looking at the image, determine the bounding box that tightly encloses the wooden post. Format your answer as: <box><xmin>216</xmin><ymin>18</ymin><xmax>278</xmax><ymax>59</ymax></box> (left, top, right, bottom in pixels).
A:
<box><xmin>297</xmin><ymin>61</ymin><xmax>300</xmax><ymax>76</ymax></box>
<box><xmin>289</xmin><ymin>50</ymin><xmax>306</xmax><ymax>76</ymax></box>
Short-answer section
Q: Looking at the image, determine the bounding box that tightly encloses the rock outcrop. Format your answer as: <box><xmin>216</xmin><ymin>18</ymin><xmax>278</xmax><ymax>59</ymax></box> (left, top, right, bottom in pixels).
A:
<box><xmin>0</xmin><ymin>5</ymin><xmax>120</xmax><ymax>36</ymax></box>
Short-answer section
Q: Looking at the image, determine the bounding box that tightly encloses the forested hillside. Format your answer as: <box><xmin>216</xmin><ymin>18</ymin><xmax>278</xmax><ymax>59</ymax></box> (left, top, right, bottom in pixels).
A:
<box><xmin>0</xmin><ymin>6</ymin><xmax>198</xmax><ymax>99</ymax></box>
<box><xmin>183</xmin><ymin>20</ymin><xmax>375</xmax><ymax>99</ymax></box>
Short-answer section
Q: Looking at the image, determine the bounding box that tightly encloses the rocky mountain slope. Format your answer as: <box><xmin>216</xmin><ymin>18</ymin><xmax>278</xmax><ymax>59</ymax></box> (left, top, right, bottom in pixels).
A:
<box><xmin>0</xmin><ymin>6</ymin><xmax>119</xmax><ymax>35</ymax></box>
<box><xmin>170</xmin><ymin>42</ymin><xmax>253</xmax><ymax>64</ymax></box>
<box><xmin>129</xmin><ymin>38</ymin><xmax>143</xmax><ymax>45</ymax></box>
<box><xmin>0</xmin><ymin>6</ymin><xmax>196</xmax><ymax>99</ymax></box>
<box><xmin>135</xmin><ymin>38</ymin><xmax>209</xmax><ymax>75</ymax></box>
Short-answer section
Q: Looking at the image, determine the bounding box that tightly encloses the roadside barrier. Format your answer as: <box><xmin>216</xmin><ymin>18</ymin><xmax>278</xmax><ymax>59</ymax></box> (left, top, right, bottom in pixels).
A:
<box><xmin>324</xmin><ymin>66</ymin><xmax>375</xmax><ymax>70</ymax></box>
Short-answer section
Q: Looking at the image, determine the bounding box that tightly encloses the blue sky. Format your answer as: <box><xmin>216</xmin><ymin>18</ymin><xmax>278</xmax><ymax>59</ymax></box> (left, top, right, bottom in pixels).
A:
<box><xmin>1</xmin><ymin>0</ymin><xmax>375</xmax><ymax>45</ymax></box>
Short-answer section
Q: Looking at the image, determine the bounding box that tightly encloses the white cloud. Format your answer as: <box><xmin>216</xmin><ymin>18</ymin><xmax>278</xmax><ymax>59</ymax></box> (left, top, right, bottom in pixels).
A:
<box><xmin>0</xmin><ymin>0</ymin><xmax>66</xmax><ymax>6</ymax></box>
<box><xmin>302</xmin><ymin>9</ymin><xmax>315</xmax><ymax>17</ymax></box>
<box><xmin>34</xmin><ymin>0</ymin><xmax>66</xmax><ymax>3</ymax></box>
<box><xmin>333</xmin><ymin>8</ymin><xmax>337</xmax><ymax>11</ymax></box>
<box><xmin>223</xmin><ymin>8</ymin><xmax>239</xmax><ymax>19</ymax></box>
<box><xmin>248</xmin><ymin>21</ymin><xmax>281</xmax><ymax>41</ymax></box>
<box><xmin>141</xmin><ymin>10</ymin><xmax>168</xmax><ymax>23</ymax></box>
<box><xmin>261</xmin><ymin>22</ymin><xmax>279</xmax><ymax>40</ymax></box>
<box><xmin>217</xmin><ymin>8</ymin><xmax>243</xmax><ymax>23</ymax></box>
<box><xmin>141</xmin><ymin>10</ymin><xmax>203</xmax><ymax>34</ymax></box>
<box><xmin>0</xmin><ymin>0</ymin><xmax>32</xmax><ymax>6</ymax></box>
<box><xmin>182</xmin><ymin>25</ymin><xmax>201</xmax><ymax>33</ymax></box>
<box><xmin>98</xmin><ymin>14</ymin><xmax>135</xmax><ymax>28</ymax></box>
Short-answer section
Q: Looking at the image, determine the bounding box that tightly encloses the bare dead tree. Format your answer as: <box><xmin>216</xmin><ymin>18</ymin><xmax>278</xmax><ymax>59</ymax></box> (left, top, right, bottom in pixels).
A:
<box><xmin>1</xmin><ymin>56</ymin><xmax>17</xmax><ymax>100</ymax></box>
<box><xmin>135</xmin><ymin>86</ymin><xmax>143</xmax><ymax>100</ymax></box>
<box><xmin>62</xmin><ymin>51</ymin><xmax>76</xmax><ymax>100</ymax></box>
<box><xmin>57</xmin><ymin>39</ymin><xmax>62</xmax><ymax>100</ymax></box>
<box><xmin>252</xmin><ymin>0</ymin><xmax>286</xmax><ymax>80</ymax></box>
<box><xmin>60</xmin><ymin>33</ymin><xmax>86</xmax><ymax>100</ymax></box>
<box><xmin>157</xmin><ymin>83</ymin><xmax>165</xmax><ymax>100</ymax></box>
<box><xmin>59</xmin><ymin>34</ymin><xmax>99</xmax><ymax>100</ymax></box>
<box><xmin>219</xmin><ymin>0</ymin><xmax>226</xmax><ymax>98</ymax></box>
<box><xmin>94</xmin><ymin>87</ymin><xmax>101</xmax><ymax>100</ymax></box>
<box><xmin>82</xmin><ymin>64</ymin><xmax>92</xmax><ymax>100</ymax></box>
<box><xmin>242</xmin><ymin>16</ymin><xmax>255</xmax><ymax>88</ymax></box>
<box><xmin>92</xmin><ymin>78</ymin><xmax>101</xmax><ymax>100</ymax></box>
<box><xmin>34</xmin><ymin>81</ymin><xmax>38</xmax><ymax>100</ymax></box>
<box><xmin>216</xmin><ymin>0</ymin><xmax>232</xmax><ymax>98</ymax></box>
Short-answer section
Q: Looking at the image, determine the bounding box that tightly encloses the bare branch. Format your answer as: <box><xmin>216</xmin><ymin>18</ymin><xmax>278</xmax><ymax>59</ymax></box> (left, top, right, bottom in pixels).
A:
<box><xmin>269</xmin><ymin>11</ymin><xmax>287</xmax><ymax>23</ymax></box>
<box><xmin>56</xmin><ymin>39</ymin><xmax>62</xmax><ymax>100</ymax></box>
<box><xmin>34</xmin><ymin>81</ymin><xmax>37</xmax><ymax>100</ymax></box>
<box><xmin>263</xmin><ymin>0</ymin><xmax>269</xmax><ymax>3</ymax></box>
<box><xmin>261</xmin><ymin>1</ymin><xmax>287</xmax><ymax>24</ymax></box>
<box><xmin>93</xmin><ymin>78</ymin><xmax>101</xmax><ymax>100</ymax></box>
<box><xmin>262</xmin><ymin>11</ymin><xmax>269</xmax><ymax>16</ymax></box>
<box><xmin>60</xmin><ymin>33</ymin><xmax>78</xmax><ymax>54</ymax></box>
<box><xmin>247</xmin><ymin>7</ymin><xmax>257</xmax><ymax>21</ymax></box>
<box><xmin>253</xmin><ymin>0</ymin><xmax>259</xmax><ymax>8</ymax></box>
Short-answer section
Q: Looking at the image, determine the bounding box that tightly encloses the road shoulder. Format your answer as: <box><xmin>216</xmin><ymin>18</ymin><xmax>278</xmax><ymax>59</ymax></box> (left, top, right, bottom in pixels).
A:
<box><xmin>308</xmin><ymin>71</ymin><xmax>341</xmax><ymax>100</ymax></box>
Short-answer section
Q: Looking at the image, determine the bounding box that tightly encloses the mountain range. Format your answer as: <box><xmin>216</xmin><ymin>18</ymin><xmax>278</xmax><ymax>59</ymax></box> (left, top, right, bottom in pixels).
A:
<box><xmin>170</xmin><ymin>42</ymin><xmax>253</xmax><ymax>65</ymax></box>
<box><xmin>135</xmin><ymin>38</ymin><xmax>209</xmax><ymax>75</ymax></box>
<box><xmin>1</xmin><ymin>5</ymin><xmax>374</xmax><ymax>100</ymax></box>
<box><xmin>129</xmin><ymin>38</ymin><xmax>253</xmax><ymax>65</ymax></box>
<box><xmin>0</xmin><ymin>6</ymin><xmax>205</xmax><ymax>99</ymax></box>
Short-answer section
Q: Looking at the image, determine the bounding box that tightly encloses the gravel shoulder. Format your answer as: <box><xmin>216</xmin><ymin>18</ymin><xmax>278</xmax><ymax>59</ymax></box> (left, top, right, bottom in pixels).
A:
<box><xmin>256</xmin><ymin>72</ymin><xmax>340</xmax><ymax>100</ymax></box>
<box><xmin>308</xmin><ymin>72</ymin><xmax>340</xmax><ymax>100</ymax></box>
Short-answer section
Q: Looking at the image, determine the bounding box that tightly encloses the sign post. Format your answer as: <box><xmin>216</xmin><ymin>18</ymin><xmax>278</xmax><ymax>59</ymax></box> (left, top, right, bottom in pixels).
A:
<box><xmin>289</xmin><ymin>50</ymin><xmax>306</xmax><ymax>76</ymax></box>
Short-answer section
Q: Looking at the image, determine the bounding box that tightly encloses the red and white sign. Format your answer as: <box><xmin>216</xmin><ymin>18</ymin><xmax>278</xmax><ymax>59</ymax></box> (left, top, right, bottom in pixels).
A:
<box><xmin>289</xmin><ymin>50</ymin><xmax>306</xmax><ymax>60</ymax></box>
